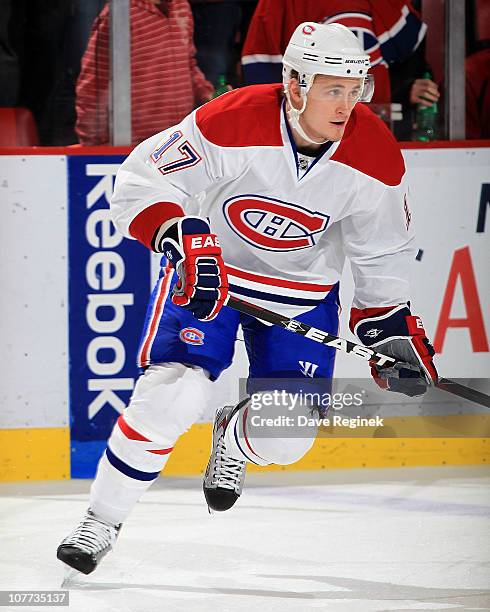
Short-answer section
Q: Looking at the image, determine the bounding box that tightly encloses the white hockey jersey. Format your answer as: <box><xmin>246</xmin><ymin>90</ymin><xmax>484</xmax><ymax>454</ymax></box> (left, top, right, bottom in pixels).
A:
<box><xmin>111</xmin><ymin>84</ymin><xmax>415</xmax><ymax>317</ymax></box>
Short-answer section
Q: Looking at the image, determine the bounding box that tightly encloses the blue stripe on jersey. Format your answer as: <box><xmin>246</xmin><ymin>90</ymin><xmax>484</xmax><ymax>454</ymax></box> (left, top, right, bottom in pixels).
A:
<box><xmin>362</xmin><ymin>31</ymin><xmax>380</xmax><ymax>53</ymax></box>
<box><xmin>243</xmin><ymin>62</ymin><xmax>283</xmax><ymax>85</ymax></box>
<box><xmin>229</xmin><ymin>283</ymin><xmax>324</xmax><ymax>306</ymax></box>
<box><xmin>380</xmin><ymin>13</ymin><xmax>424</xmax><ymax>64</ymax></box>
<box><xmin>105</xmin><ymin>447</ymin><xmax>160</xmax><ymax>481</ymax></box>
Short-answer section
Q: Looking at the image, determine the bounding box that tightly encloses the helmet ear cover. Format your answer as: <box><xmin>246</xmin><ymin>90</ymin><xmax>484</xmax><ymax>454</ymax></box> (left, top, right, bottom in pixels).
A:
<box><xmin>360</xmin><ymin>74</ymin><xmax>375</xmax><ymax>103</ymax></box>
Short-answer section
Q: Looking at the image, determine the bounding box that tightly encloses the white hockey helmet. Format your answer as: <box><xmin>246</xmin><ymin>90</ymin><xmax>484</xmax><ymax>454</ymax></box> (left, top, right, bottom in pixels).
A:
<box><xmin>283</xmin><ymin>22</ymin><xmax>374</xmax><ymax>103</ymax></box>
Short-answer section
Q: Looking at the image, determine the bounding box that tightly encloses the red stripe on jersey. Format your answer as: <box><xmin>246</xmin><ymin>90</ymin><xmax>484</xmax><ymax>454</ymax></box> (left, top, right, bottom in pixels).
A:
<box><xmin>226</xmin><ymin>265</ymin><xmax>333</xmax><ymax>293</ymax></box>
<box><xmin>138</xmin><ymin>263</ymin><xmax>173</xmax><ymax>366</ymax></box>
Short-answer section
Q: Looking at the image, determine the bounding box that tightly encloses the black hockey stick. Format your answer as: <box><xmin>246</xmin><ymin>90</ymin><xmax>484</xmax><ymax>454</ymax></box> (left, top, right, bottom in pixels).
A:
<box><xmin>226</xmin><ymin>295</ymin><xmax>490</xmax><ymax>409</ymax></box>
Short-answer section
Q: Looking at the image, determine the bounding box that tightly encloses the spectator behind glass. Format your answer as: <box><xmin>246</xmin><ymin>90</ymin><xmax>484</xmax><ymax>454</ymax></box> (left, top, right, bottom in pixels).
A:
<box><xmin>4</xmin><ymin>0</ymin><xmax>105</xmax><ymax>145</ymax></box>
<box><xmin>389</xmin><ymin>47</ymin><xmax>440</xmax><ymax>141</ymax></box>
<box><xmin>389</xmin><ymin>0</ymin><xmax>439</xmax><ymax>140</ymax></box>
<box><xmin>76</xmin><ymin>0</ymin><xmax>214</xmax><ymax>146</ymax></box>
<box><xmin>189</xmin><ymin>0</ymin><xmax>258</xmax><ymax>88</ymax></box>
<box><xmin>0</xmin><ymin>0</ymin><xmax>20</xmax><ymax>106</ymax></box>
<box><xmin>465</xmin><ymin>0</ymin><xmax>490</xmax><ymax>139</ymax></box>
<box><xmin>466</xmin><ymin>46</ymin><xmax>490</xmax><ymax>139</ymax></box>
<box><xmin>241</xmin><ymin>0</ymin><xmax>428</xmax><ymax>106</ymax></box>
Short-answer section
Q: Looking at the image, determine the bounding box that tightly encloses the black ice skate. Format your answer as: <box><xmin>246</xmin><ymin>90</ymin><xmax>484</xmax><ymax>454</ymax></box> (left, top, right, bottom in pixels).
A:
<box><xmin>203</xmin><ymin>402</ymin><xmax>247</xmax><ymax>512</ymax></box>
<box><xmin>57</xmin><ymin>509</ymin><xmax>121</xmax><ymax>575</ymax></box>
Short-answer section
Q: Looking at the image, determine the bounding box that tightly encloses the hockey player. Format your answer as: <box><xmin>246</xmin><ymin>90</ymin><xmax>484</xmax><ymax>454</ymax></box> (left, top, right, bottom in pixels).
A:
<box><xmin>57</xmin><ymin>22</ymin><xmax>437</xmax><ymax>575</ymax></box>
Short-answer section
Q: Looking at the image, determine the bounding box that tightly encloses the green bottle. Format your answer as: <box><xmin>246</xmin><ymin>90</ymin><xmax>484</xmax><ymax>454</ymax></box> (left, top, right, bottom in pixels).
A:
<box><xmin>214</xmin><ymin>75</ymin><xmax>229</xmax><ymax>98</ymax></box>
<box><xmin>413</xmin><ymin>70</ymin><xmax>438</xmax><ymax>142</ymax></box>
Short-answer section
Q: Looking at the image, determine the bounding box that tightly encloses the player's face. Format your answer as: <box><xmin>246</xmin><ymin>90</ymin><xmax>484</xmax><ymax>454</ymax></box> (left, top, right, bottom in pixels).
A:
<box><xmin>296</xmin><ymin>75</ymin><xmax>363</xmax><ymax>143</ymax></box>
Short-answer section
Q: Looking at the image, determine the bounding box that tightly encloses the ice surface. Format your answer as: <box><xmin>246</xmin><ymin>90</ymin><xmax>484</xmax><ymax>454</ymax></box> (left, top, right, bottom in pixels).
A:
<box><xmin>1</xmin><ymin>466</ymin><xmax>489</xmax><ymax>611</ymax></box>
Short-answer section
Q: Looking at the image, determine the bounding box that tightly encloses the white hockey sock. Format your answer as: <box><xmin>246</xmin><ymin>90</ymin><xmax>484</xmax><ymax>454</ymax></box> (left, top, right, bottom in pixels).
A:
<box><xmin>89</xmin><ymin>412</ymin><xmax>175</xmax><ymax>525</ymax></box>
<box><xmin>90</xmin><ymin>451</ymin><xmax>169</xmax><ymax>525</ymax></box>
<box><xmin>223</xmin><ymin>397</ymin><xmax>318</xmax><ymax>467</ymax></box>
<box><xmin>223</xmin><ymin>405</ymin><xmax>270</xmax><ymax>466</ymax></box>
<box><xmin>89</xmin><ymin>363</ymin><xmax>212</xmax><ymax>524</ymax></box>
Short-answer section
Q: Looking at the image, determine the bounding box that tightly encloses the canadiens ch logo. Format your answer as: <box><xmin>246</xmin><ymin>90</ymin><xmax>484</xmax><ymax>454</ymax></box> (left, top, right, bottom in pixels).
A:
<box><xmin>302</xmin><ymin>24</ymin><xmax>316</xmax><ymax>35</ymax></box>
<box><xmin>179</xmin><ymin>327</ymin><xmax>205</xmax><ymax>345</ymax></box>
<box><xmin>223</xmin><ymin>195</ymin><xmax>330</xmax><ymax>252</ymax></box>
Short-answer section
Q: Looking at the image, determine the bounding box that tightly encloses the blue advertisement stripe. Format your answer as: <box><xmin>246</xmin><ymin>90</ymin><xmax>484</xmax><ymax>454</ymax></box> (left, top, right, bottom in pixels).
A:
<box><xmin>70</xmin><ymin>440</ymin><xmax>108</xmax><ymax>479</ymax></box>
<box><xmin>67</xmin><ymin>155</ymin><xmax>151</xmax><ymax>478</ymax></box>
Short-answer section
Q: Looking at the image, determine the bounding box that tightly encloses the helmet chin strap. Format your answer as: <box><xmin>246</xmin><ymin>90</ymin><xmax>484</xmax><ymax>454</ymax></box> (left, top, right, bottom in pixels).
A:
<box><xmin>285</xmin><ymin>91</ymin><xmax>329</xmax><ymax>146</ymax></box>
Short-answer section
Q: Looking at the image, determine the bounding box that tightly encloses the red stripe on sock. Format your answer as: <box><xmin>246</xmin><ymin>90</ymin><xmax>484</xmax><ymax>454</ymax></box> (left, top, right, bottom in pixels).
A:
<box><xmin>242</xmin><ymin>406</ymin><xmax>267</xmax><ymax>462</ymax></box>
<box><xmin>118</xmin><ymin>415</ymin><xmax>150</xmax><ymax>442</ymax></box>
<box><xmin>147</xmin><ymin>447</ymin><xmax>173</xmax><ymax>455</ymax></box>
<box><xmin>118</xmin><ymin>416</ymin><xmax>174</xmax><ymax>454</ymax></box>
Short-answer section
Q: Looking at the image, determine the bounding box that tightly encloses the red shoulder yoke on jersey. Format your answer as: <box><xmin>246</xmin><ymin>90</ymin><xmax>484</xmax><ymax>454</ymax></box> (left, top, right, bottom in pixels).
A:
<box><xmin>332</xmin><ymin>104</ymin><xmax>405</xmax><ymax>187</ymax></box>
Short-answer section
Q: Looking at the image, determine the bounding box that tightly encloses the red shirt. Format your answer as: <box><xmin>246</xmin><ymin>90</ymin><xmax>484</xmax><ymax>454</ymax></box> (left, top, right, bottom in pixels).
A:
<box><xmin>241</xmin><ymin>0</ymin><xmax>426</xmax><ymax>104</ymax></box>
<box><xmin>466</xmin><ymin>48</ymin><xmax>490</xmax><ymax>139</ymax></box>
<box><xmin>76</xmin><ymin>0</ymin><xmax>213</xmax><ymax>145</ymax></box>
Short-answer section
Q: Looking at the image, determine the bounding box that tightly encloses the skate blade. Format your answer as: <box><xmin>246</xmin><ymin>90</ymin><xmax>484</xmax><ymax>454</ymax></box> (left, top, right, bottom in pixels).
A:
<box><xmin>206</xmin><ymin>505</ymin><xmax>215</xmax><ymax>515</ymax></box>
<box><xmin>60</xmin><ymin>566</ymin><xmax>81</xmax><ymax>588</ymax></box>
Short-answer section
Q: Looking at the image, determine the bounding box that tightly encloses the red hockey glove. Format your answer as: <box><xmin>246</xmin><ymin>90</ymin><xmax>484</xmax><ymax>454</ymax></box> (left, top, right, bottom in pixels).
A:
<box><xmin>350</xmin><ymin>304</ymin><xmax>438</xmax><ymax>397</ymax></box>
<box><xmin>156</xmin><ymin>217</ymin><xmax>228</xmax><ymax>321</ymax></box>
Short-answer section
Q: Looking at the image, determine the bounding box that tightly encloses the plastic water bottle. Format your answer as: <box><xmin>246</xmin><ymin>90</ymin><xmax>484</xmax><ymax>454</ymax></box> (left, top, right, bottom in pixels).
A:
<box><xmin>213</xmin><ymin>75</ymin><xmax>229</xmax><ymax>98</ymax></box>
<box><xmin>413</xmin><ymin>70</ymin><xmax>438</xmax><ymax>142</ymax></box>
